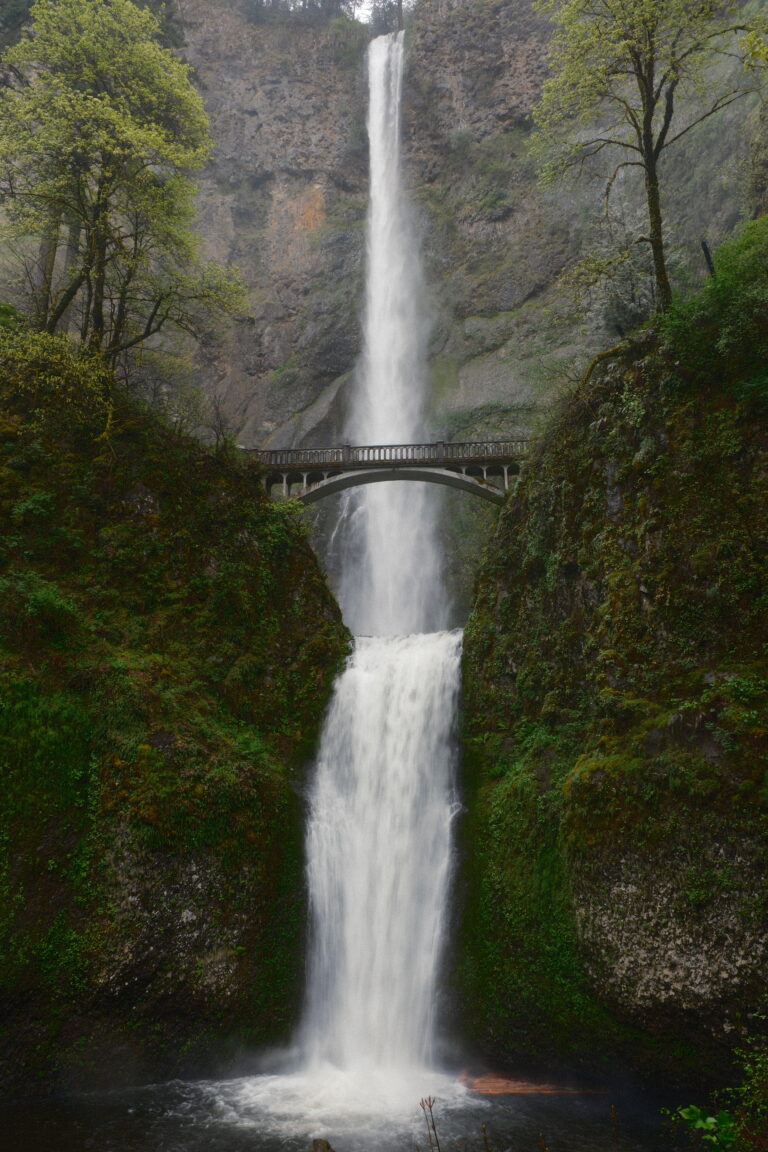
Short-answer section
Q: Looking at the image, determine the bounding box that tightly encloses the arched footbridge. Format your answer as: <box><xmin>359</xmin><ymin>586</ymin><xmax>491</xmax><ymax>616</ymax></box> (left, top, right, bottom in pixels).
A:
<box><xmin>248</xmin><ymin>440</ymin><xmax>529</xmax><ymax>506</ymax></box>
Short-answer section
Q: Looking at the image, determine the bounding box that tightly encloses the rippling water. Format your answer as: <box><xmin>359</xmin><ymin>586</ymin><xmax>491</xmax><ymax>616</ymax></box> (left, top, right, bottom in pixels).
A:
<box><xmin>6</xmin><ymin>1077</ymin><xmax>666</xmax><ymax>1152</ymax></box>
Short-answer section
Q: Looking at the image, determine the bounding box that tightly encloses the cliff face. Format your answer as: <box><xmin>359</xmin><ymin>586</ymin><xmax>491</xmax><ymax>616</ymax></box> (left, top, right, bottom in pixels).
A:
<box><xmin>0</xmin><ymin>331</ymin><xmax>350</xmax><ymax>1096</ymax></box>
<box><xmin>404</xmin><ymin>0</ymin><xmax>567</xmax><ymax>441</ymax></box>
<box><xmin>0</xmin><ymin>0</ymin><xmax>757</xmax><ymax>449</ymax></box>
<box><xmin>182</xmin><ymin>0</ymin><xmax>564</xmax><ymax>448</ymax></box>
<box><xmin>459</xmin><ymin>307</ymin><xmax>768</xmax><ymax>1083</ymax></box>
<box><xmin>181</xmin><ymin>0</ymin><xmax>369</xmax><ymax>447</ymax></box>
<box><xmin>181</xmin><ymin>0</ymin><xmax>757</xmax><ymax>454</ymax></box>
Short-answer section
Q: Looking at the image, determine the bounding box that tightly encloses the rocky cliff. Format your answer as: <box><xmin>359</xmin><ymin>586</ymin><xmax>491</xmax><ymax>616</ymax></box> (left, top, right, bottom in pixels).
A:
<box><xmin>0</xmin><ymin>0</ymin><xmax>758</xmax><ymax>448</ymax></box>
<box><xmin>458</xmin><ymin>223</ymin><xmax>768</xmax><ymax>1086</ymax></box>
<box><xmin>179</xmin><ymin>0</ymin><xmax>758</xmax><ymax>453</ymax></box>
<box><xmin>181</xmin><ymin>0</ymin><xmax>370</xmax><ymax>447</ymax></box>
<box><xmin>0</xmin><ymin>330</ymin><xmax>350</xmax><ymax>1096</ymax></box>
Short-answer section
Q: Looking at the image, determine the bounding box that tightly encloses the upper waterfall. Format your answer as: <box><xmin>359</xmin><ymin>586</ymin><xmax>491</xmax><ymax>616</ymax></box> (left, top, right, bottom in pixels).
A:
<box><xmin>339</xmin><ymin>31</ymin><xmax>448</xmax><ymax>637</ymax></box>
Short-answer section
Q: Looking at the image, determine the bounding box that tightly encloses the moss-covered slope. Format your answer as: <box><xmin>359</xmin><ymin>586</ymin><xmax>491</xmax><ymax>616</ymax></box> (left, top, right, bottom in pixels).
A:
<box><xmin>460</xmin><ymin>237</ymin><xmax>768</xmax><ymax>1086</ymax></box>
<box><xmin>0</xmin><ymin>332</ymin><xmax>349</xmax><ymax>1096</ymax></box>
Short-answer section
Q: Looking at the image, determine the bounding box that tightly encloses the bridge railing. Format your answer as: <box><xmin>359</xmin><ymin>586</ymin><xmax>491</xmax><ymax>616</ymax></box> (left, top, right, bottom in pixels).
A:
<box><xmin>253</xmin><ymin>439</ymin><xmax>529</xmax><ymax>470</ymax></box>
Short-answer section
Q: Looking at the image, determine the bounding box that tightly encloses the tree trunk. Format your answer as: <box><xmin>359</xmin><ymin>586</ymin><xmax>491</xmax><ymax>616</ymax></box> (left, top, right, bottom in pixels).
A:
<box><xmin>86</xmin><ymin>184</ymin><xmax>109</xmax><ymax>351</ymax></box>
<box><xmin>34</xmin><ymin>214</ymin><xmax>61</xmax><ymax>330</ymax></box>
<box><xmin>644</xmin><ymin>155</ymin><xmax>672</xmax><ymax>311</ymax></box>
<box><xmin>61</xmin><ymin>219</ymin><xmax>83</xmax><ymax>332</ymax></box>
<box><xmin>89</xmin><ymin>227</ymin><xmax>108</xmax><ymax>351</ymax></box>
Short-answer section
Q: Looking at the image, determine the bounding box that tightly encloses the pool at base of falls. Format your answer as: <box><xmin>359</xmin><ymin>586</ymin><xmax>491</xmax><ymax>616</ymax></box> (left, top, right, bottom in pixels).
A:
<box><xmin>5</xmin><ymin>1070</ymin><xmax>669</xmax><ymax>1152</ymax></box>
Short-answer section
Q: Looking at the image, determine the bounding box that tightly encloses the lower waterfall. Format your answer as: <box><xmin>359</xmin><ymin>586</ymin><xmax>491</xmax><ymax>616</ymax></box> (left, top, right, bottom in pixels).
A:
<box><xmin>294</xmin><ymin>29</ymin><xmax>460</xmax><ymax>1094</ymax></box>
<box><xmin>303</xmin><ymin>631</ymin><xmax>462</xmax><ymax>1073</ymax></box>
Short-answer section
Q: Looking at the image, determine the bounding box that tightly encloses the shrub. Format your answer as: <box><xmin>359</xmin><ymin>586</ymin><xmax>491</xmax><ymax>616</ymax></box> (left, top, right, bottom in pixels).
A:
<box><xmin>661</xmin><ymin>217</ymin><xmax>768</xmax><ymax>400</ymax></box>
<box><xmin>0</xmin><ymin>328</ymin><xmax>112</xmax><ymax>433</ymax></box>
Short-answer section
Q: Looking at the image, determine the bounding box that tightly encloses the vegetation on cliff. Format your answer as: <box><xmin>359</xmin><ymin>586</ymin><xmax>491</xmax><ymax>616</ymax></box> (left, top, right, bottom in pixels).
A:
<box><xmin>0</xmin><ymin>0</ymin><xmax>242</xmax><ymax>377</ymax></box>
<box><xmin>532</xmin><ymin>0</ymin><xmax>763</xmax><ymax>310</ymax></box>
<box><xmin>0</xmin><ymin>328</ymin><xmax>349</xmax><ymax>1095</ymax></box>
<box><xmin>459</xmin><ymin>218</ymin><xmax>768</xmax><ymax>1093</ymax></box>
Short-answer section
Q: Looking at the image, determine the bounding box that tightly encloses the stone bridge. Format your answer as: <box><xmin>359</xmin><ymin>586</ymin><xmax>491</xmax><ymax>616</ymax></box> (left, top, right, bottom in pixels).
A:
<box><xmin>248</xmin><ymin>440</ymin><xmax>530</xmax><ymax>506</ymax></box>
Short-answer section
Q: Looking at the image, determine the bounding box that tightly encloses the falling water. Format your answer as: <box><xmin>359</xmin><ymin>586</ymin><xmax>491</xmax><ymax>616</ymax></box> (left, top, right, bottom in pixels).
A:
<box><xmin>298</xmin><ymin>30</ymin><xmax>461</xmax><ymax>1103</ymax></box>
<box><xmin>302</xmin><ymin>631</ymin><xmax>461</xmax><ymax>1074</ymax></box>
<box><xmin>202</xmin><ymin>31</ymin><xmax>464</xmax><ymax>1133</ymax></box>
<box><xmin>339</xmin><ymin>31</ymin><xmax>448</xmax><ymax>637</ymax></box>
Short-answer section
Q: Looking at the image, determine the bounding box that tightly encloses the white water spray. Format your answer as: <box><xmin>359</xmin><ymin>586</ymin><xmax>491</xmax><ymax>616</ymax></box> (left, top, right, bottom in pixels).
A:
<box><xmin>340</xmin><ymin>32</ymin><xmax>448</xmax><ymax>637</ymax></box>
<box><xmin>209</xmin><ymin>33</ymin><xmax>465</xmax><ymax>1133</ymax></box>
<box><xmin>295</xmin><ymin>31</ymin><xmax>461</xmax><ymax>1106</ymax></box>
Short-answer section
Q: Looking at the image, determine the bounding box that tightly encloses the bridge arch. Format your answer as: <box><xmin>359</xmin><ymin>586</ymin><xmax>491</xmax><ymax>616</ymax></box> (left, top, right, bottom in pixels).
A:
<box><xmin>250</xmin><ymin>439</ymin><xmax>528</xmax><ymax>506</ymax></box>
<box><xmin>298</xmin><ymin>466</ymin><xmax>507</xmax><ymax>506</ymax></box>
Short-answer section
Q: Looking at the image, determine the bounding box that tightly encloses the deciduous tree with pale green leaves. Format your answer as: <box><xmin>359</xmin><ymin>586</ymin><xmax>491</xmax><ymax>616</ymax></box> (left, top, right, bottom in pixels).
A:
<box><xmin>532</xmin><ymin>0</ymin><xmax>764</xmax><ymax>311</ymax></box>
<box><xmin>0</xmin><ymin>0</ymin><xmax>243</xmax><ymax>369</ymax></box>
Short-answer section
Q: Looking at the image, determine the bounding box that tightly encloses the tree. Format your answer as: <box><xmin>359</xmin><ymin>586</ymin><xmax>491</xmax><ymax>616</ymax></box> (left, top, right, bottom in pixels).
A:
<box><xmin>532</xmin><ymin>0</ymin><xmax>762</xmax><ymax>311</ymax></box>
<box><xmin>0</xmin><ymin>0</ymin><xmax>243</xmax><ymax>369</ymax></box>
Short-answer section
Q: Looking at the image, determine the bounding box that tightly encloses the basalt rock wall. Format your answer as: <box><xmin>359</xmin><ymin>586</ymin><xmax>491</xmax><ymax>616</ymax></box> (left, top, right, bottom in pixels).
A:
<box><xmin>181</xmin><ymin>0</ymin><xmax>757</xmax><ymax>453</ymax></box>
<box><xmin>459</xmin><ymin>328</ymin><xmax>768</xmax><ymax>1086</ymax></box>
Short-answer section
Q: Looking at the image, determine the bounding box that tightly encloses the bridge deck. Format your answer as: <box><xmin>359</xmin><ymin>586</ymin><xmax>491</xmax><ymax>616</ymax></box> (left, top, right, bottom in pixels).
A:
<box><xmin>246</xmin><ymin>440</ymin><xmax>529</xmax><ymax>505</ymax></box>
<box><xmin>251</xmin><ymin>439</ymin><xmax>529</xmax><ymax>472</ymax></box>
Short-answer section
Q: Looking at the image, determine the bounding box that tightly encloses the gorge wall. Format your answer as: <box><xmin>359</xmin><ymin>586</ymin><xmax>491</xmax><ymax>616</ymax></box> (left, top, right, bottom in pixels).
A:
<box><xmin>0</xmin><ymin>330</ymin><xmax>350</xmax><ymax>1096</ymax></box>
<box><xmin>182</xmin><ymin>0</ymin><xmax>757</xmax><ymax>452</ymax></box>
<box><xmin>459</xmin><ymin>288</ymin><xmax>768</xmax><ymax>1085</ymax></box>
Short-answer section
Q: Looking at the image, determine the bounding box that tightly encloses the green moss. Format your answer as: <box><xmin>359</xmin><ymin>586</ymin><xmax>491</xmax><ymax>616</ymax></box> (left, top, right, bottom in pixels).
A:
<box><xmin>460</xmin><ymin>245</ymin><xmax>768</xmax><ymax>1084</ymax></box>
<box><xmin>0</xmin><ymin>330</ymin><xmax>349</xmax><ymax>1094</ymax></box>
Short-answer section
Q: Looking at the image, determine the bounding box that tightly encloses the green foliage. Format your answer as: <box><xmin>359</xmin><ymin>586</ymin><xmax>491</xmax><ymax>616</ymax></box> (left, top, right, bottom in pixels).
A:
<box><xmin>661</xmin><ymin>217</ymin><xmax>768</xmax><ymax>399</ymax></box>
<box><xmin>0</xmin><ymin>0</ymin><xmax>244</xmax><ymax>368</ymax></box>
<box><xmin>532</xmin><ymin>0</ymin><xmax>762</xmax><ymax>309</ymax></box>
<box><xmin>0</xmin><ymin>303</ymin><xmax>23</xmax><ymax>331</ymax></box>
<box><xmin>0</xmin><ymin>333</ymin><xmax>349</xmax><ymax>1089</ymax></box>
<box><xmin>729</xmin><ymin>1027</ymin><xmax>768</xmax><ymax>1152</ymax></box>
<box><xmin>457</xmin><ymin>720</ymin><xmax>621</xmax><ymax>1067</ymax></box>
<box><xmin>742</xmin><ymin>28</ymin><xmax>768</xmax><ymax>66</ymax></box>
<box><xmin>460</xmin><ymin>257</ymin><xmax>768</xmax><ymax>1081</ymax></box>
<box><xmin>0</xmin><ymin>327</ymin><xmax>111</xmax><ymax>432</ymax></box>
<box><xmin>241</xmin><ymin>0</ymin><xmax>361</xmax><ymax>26</ymax></box>
<box><xmin>677</xmin><ymin>1106</ymin><xmax>738</xmax><ymax>1150</ymax></box>
<box><xmin>0</xmin><ymin>0</ymin><xmax>183</xmax><ymax>49</ymax></box>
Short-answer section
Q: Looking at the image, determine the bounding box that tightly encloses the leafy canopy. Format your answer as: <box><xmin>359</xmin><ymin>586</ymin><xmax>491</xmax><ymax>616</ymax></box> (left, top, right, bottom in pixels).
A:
<box><xmin>532</xmin><ymin>0</ymin><xmax>762</xmax><ymax>309</ymax></box>
<box><xmin>534</xmin><ymin>0</ymin><xmax>755</xmax><ymax>178</ymax></box>
<box><xmin>0</xmin><ymin>0</ymin><xmax>243</xmax><ymax>367</ymax></box>
<box><xmin>660</xmin><ymin>215</ymin><xmax>768</xmax><ymax>399</ymax></box>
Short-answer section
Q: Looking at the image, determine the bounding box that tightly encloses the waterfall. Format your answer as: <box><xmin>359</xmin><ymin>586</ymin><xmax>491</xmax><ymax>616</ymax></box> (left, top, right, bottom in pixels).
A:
<box><xmin>339</xmin><ymin>32</ymin><xmax>448</xmax><ymax>637</ymax></box>
<box><xmin>216</xmin><ymin>32</ymin><xmax>464</xmax><ymax>1130</ymax></box>
<box><xmin>302</xmin><ymin>631</ymin><xmax>461</xmax><ymax>1073</ymax></box>
<box><xmin>296</xmin><ymin>29</ymin><xmax>460</xmax><ymax>1100</ymax></box>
